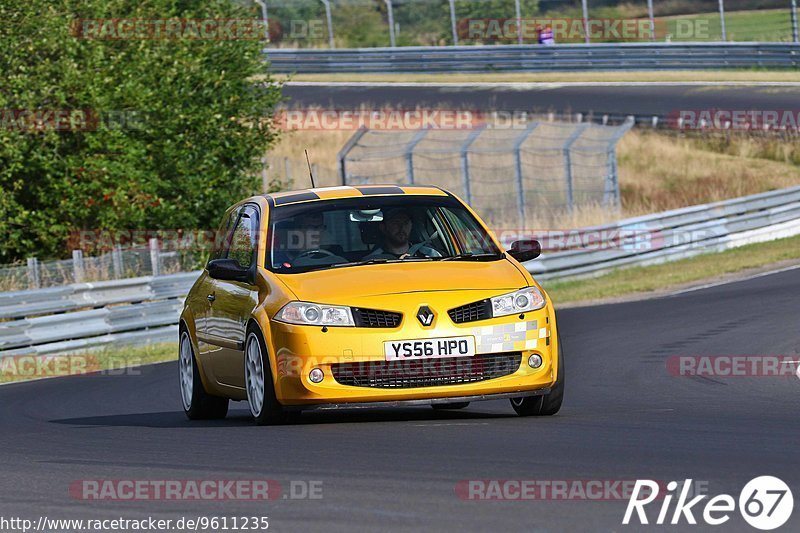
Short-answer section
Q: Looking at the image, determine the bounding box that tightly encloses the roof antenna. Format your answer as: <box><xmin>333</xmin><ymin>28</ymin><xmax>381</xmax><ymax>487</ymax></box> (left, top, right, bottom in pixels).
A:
<box><xmin>304</xmin><ymin>149</ymin><xmax>316</xmax><ymax>189</ymax></box>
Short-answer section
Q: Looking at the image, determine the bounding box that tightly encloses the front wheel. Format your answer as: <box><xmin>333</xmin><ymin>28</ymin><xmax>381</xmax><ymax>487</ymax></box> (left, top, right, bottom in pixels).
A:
<box><xmin>510</xmin><ymin>338</ymin><xmax>564</xmax><ymax>417</ymax></box>
<box><xmin>245</xmin><ymin>328</ymin><xmax>290</xmax><ymax>426</ymax></box>
<box><xmin>180</xmin><ymin>330</ymin><xmax>228</xmax><ymax>420</ymax></box>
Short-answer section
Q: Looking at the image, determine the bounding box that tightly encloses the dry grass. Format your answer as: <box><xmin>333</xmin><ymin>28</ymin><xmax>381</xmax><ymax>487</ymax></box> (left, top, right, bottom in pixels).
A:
<box><xmin>267</xmin><ymin>129</ymin><xmax>352</xmax><ymax>190</ymax></box>
<box><xmin>617</xmin><ymin>131</ymin><xmax>800</xmax><ymax>215</ymax></box>
<box><xmin>267</xmin><ymin>127</ymin><xmax>800</xmax><ymax>228</ymax></box>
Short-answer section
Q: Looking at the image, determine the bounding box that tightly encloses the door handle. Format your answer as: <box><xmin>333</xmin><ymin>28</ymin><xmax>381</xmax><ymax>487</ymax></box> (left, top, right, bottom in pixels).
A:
<box><xmin>207</xmin><ymin>293</ymin><xmax>216</xmax><ymax>303</ymax></box>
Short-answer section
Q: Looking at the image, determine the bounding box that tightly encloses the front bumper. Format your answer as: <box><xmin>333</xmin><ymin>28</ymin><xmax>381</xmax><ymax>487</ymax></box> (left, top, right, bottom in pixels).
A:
<box><xmin>283</xmin><ymin>389</ymin><xmax>551</xmax><ymax>411</ymax></box>
<box><xmin>266</xmin><ymin>292</ymin><xmax>559</xmax><ymax>406</ymax></box>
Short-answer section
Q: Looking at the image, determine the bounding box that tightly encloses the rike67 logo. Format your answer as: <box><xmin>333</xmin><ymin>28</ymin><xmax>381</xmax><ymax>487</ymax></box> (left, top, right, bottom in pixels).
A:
<box><xmin>624</xmin><ymin>477</ymin><xmax>793</xmax><ymax>530</ymax></box>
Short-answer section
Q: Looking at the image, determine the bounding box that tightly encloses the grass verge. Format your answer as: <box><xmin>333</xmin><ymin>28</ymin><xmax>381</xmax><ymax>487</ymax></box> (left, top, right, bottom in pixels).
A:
<box><xmin>544</xmin><ymin>233</ymin><xmax>800</xmax><ymax>305</ymax></box>
<box><xmin>0</xmin><ymin>342</ymin><xmax>176</xmax><ymax>385</ymax></box>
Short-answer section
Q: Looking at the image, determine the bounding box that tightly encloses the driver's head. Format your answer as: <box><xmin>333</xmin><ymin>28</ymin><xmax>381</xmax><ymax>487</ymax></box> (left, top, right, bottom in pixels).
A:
<box><xmin>378</xmin><ymin>208</ymin><xmax>412</xmax><ymax>247</ymax></box>
<box><xmin>295</xmin><ymin>212</ymin><xmax>326</xmax><ymax>250</ymax></box>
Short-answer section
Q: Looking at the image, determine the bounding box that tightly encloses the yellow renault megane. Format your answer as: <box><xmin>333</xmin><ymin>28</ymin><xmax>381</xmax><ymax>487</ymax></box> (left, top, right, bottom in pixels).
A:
<box><xmin>179</xmin><ymin>185</ymin><xmax>563</xmax><ymax>425</ymax></box>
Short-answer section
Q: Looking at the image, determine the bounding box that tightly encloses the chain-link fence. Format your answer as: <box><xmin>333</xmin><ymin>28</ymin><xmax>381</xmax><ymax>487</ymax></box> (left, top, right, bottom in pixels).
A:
<box><xmin>338</xmin><ymin>118</ymin><xmax>633</xmax><ymax>230</ymax></box>
<box><xmin>255</xmin><ymin>0</ymin><xmax>800</xmax><ymax>48</ymax></box>
<box><xmin>0</xmin><ymin>242</ymin><xmax>205</xmax><ymax>292</ymax></box>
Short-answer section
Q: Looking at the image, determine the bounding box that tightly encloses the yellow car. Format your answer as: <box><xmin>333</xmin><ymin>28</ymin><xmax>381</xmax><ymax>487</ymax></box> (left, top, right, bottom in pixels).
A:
<box><xmin>179</xmin><ymin>185</ymin><xmax>563</xmax><ymax>425</ymax></box>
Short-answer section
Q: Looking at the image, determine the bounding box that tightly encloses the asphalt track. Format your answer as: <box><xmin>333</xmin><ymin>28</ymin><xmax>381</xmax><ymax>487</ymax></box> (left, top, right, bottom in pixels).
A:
<box><xmin>282</xmin><ymin>82</ymin><xmax>800</xmax><ymax>117</ymax></box>
<box><xmin>1</xmin><ymin>268</ymin><xmax>798</xmax><ymax>532</ymax></box>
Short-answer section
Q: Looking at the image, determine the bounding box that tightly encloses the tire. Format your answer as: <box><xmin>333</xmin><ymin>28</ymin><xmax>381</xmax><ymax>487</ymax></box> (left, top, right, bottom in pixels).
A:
<box><xmin>432</xmin><ymin>402</ymin><xmax>470</xmax><ymax>410</ymax></box>
<box><xmin>180</xmin><ymin>330</ymin><xmax>229</xmax><ymax>420</ymax></box>
<box><xmin>245</xmin><ymin>327</ymin><xmax>290</xmax><ymax>426</ymax></box>
<box><xmin>510</xmin><ymin>335</ymin><xmax>564</xmax><ymax>417</ymax></box>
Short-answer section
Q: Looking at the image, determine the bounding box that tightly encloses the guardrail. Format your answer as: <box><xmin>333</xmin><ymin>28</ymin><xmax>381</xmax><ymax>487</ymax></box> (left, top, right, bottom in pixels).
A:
<box><xmin>266</xmin><ymin>43</ymin><xmax>800</xmax><ymax>73</ymax></box>
<box><xmin>0</xmin><ymin>272</ymin><xmax>201</xmax><ymax>357</ymax></box>
<box><xmin>3</xmin><ymin>185</ymin><xmax>800</xmax><ymax>357</ymax></box>
<box><xmin>526</xmin><ymin>185</ymin><xmax>800</xmax><ymax>281</ymax></box>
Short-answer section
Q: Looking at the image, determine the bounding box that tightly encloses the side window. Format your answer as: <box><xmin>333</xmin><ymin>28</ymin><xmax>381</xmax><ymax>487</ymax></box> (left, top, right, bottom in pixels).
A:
<box><xmin>442</xmin><ymin>208</ymin><xmax>498</xmax><ymax>254</ymax></box>
<box><xmin>227</xmin><ymin>206</ymin><xmax>259</xmax><ymax>268</ymax></box>
<box><xmin>209</xmin><ymin>207</ymin><xmax>239</xmax><ymax>262</ymax></box>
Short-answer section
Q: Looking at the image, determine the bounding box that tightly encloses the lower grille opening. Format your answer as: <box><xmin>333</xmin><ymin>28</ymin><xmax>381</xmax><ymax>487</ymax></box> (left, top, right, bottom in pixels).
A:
<box><xmin>331</xmin><ymin>352</ymin><xmax>522</xmax><ymax>389</ymax></box>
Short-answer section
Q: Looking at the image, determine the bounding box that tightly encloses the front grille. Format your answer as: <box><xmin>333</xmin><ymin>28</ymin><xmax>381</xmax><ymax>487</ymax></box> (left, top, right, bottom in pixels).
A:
<box><xmin>448</xmin><ymin>299</ymin><xmax>492</xmax><ymax>324</ymax></box>
<box><xmin>331</xmin><ymin>352</ymin><xmax>522</xmax><ymax>388</ymax></box>
<box><xmin>353</xmin><ymin>307</ymin><xmax>402</xmax><ymax>328</ymax></box>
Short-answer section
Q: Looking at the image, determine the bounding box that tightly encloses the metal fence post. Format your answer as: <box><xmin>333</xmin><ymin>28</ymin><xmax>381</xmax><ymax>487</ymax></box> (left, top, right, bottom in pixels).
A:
<box><xmin>603</xmin><ymin>117</ymin><xmax>635</xmax><ymax>207</ymax></box>
<box><xmin>448</xmin><ymin>0</ymin><xmax>458</xmax><ymax>45</ymax></box>
<box><xmin>384</xmin><ymin>0</ymin><xmax>396</xmax><ymax>47</ymax></box>
<box><xmin>72</xmin><ymin>249</ymin><xmax>85</xmax><ymax>283</ymax></box>
<box><xmin>337</xmin><ymin>126</ymin><xmax>368</xmax><ymax>185</ymax></box>
<box><xmin>513</xmin><ymin>122</ymin><xmax>539</xmax><ymax>229</ymax></box>
<box><xmin>112</xmin><ymin>245</ymin><xmax>123</xmax><ymax>279</ymax></box>
<box><xmin>514</xmin><ymin>0</ymin><xmax>523</xmax><ymax>45</ymax></box>
<box><xmin>149</xmin><ymin>238</ymin><xmax>161</xmax><ymax>277</ymax></box>
<box><xmin>321</xmin><ymin>0</ymin><xmax>334</xmax><ymax>48</ymax></box>
<box><xmin>647</xmin><ymin>0</ymin><xmax>655</xmax><ymax>42</ymax></box>
<box><xmin>255</xmin><ymin>0</ymin><xmax>270</xmax><ymax>41</ymax></box>
<box><xmin>261</xmin><ymin>155</ymin><xmax>269</xmax><ymax>192</ymax></box>
<box><xmin>792</xmin><ymin>0</ymin><xmax>799</xmax><ymax>43</ymax></box>
<box><xmin>404</xmin><ymin>129</ymin><xmax>429</xmax><ymax>184</ymax></box>
<box><xmin>718</xmin><ymin>0</ymin><xmax>727</xmax><ymax>41</ymax></box>
<box><xmin>283</xmin><ymin>157</ymin><xmax>292</xmax><ymax>186</ymax></box>
<box><xmin>563</xmin><ymin>123</ymin><xmax>590</xmax><ymax>212</ymax></box>
<box><xmin>26</xmin><ymin>257</ymin><xmax>40</xmax><ymax>289</ymax></box>
<box><xmin>459</xmin><ymin>124</ymin><xmax>487</xmax><ymax>205</ymax></box>
<box><xmin>581</xmin><ymin>0</ymin><xmax>590</xmax><ymax>44</ymax></box>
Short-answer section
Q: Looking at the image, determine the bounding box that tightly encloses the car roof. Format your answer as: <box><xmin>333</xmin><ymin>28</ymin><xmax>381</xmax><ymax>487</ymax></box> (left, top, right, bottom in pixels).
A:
<box><xmin>264</xmin><ymin>185</ymin><xmax>449</xmax><ymax>207</ymax></box>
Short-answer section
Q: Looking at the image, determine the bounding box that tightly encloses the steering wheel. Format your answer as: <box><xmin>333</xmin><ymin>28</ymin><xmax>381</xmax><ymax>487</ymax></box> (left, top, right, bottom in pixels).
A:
<box><xmin>407</xmin><ymin>229</ymin><xmax>442</xmax><ymax>257</ymax></box>
<box><xmin>294</xmin><ymin>249</ymin><xmax>338</xmax><ymax>261</ymax></box>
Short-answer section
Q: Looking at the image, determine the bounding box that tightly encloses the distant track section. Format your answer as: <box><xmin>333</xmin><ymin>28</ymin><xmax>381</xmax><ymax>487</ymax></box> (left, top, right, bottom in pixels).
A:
<box><xmin>266</xmin><ymin>43</ymin><xmax>800</xmax><ymax>74</ymax></box>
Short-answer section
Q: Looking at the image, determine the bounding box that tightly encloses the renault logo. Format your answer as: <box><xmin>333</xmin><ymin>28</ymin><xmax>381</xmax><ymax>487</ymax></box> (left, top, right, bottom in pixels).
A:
<box><xmin>417</xmin><ymin>306</ymin><xmax>435</xmax><ymax>327</ymax></box>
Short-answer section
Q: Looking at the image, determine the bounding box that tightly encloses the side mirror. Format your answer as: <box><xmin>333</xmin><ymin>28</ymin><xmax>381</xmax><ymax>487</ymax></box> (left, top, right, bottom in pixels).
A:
<box><xmin>207</xmin><ymin>258</ymin><xmax>252</xmax><ymax>284</ymax></box>
<box><xmin>508</xmin><ymin>239</ymin><xmax>541</xmax><ymax>263</ymax></box>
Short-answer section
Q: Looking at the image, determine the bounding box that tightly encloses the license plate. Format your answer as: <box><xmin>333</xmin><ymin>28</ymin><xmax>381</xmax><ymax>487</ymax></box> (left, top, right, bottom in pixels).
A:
<box><xmin>384</xmin><ymin>336</ymin><xmax>475</xmax><ymax>361</ymax></box>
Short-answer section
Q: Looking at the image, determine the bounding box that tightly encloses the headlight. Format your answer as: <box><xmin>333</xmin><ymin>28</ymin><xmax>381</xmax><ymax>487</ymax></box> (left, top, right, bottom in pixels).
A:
<box><xmin>275</xmin><ymin>301</ymin><xmax>355</xmax><ymax>327</ymax></box>
<box><xmin>490</xmin><ymin>287</ymin><xmax>546</xmax><ymax>317</ymax></box>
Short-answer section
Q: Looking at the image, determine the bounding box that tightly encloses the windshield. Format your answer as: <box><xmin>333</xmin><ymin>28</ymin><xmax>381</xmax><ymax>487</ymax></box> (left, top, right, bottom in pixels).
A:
<box><xmin>267</xmin><ymin>195</ymin><xmax>502</xmax><ymax>274</ymax></box>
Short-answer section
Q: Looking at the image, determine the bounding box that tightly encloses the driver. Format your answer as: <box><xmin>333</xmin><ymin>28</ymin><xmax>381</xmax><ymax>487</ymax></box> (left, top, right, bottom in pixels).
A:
<box><xmin>366</xmin><ymin>208</ymin><xmax>441</xmax><ymax>259</ymax></box>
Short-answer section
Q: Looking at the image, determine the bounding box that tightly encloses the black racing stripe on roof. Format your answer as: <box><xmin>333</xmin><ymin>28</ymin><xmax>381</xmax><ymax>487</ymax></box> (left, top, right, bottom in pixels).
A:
<box><xmin>272</xmin><ymin>191</ymin><xmax>320</xmax><ymax>206</ymax></box>
<box><xmin>354</xmin><ymin>186</ymin><xmax>405</xmax><ymax>196</ymax></box>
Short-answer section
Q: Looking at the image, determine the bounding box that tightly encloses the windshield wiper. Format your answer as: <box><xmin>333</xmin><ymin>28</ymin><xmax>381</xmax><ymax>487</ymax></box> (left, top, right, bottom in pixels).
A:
<box><xmin>329</xmin><ymin>256</ymin><xmax>437</xmax><ymax>269</ymax></box>
<box><xmin>329</xmin><ymin>258</ymin><xmax>393</xmax><ymax>269</ymax></box>
<box><xmin>440</xmin><ymin>252</ymin><xmax>505</xmax><ymax>262</ymax></box>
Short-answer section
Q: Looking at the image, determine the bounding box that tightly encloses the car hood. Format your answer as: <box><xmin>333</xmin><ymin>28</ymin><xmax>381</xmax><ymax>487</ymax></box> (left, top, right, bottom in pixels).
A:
<box><xmin>276</xmin><ymin>259</ymin><xmax>528</xmax><ymax>302</ymax></box>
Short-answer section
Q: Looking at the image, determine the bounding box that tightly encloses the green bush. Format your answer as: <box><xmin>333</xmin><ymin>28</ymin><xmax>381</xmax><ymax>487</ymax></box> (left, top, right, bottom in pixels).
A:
<box><xmin>0</xmin><ymin>0</ymin><xmax>282</xmax><ymax>262</ymax></box>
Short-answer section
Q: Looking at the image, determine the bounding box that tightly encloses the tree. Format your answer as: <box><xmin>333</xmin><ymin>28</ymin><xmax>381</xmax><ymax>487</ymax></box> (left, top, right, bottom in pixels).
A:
<box><xmin>0</xmin><ymin>0</ymin><xmax>283</xmax><ymax>262</ymax></box>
